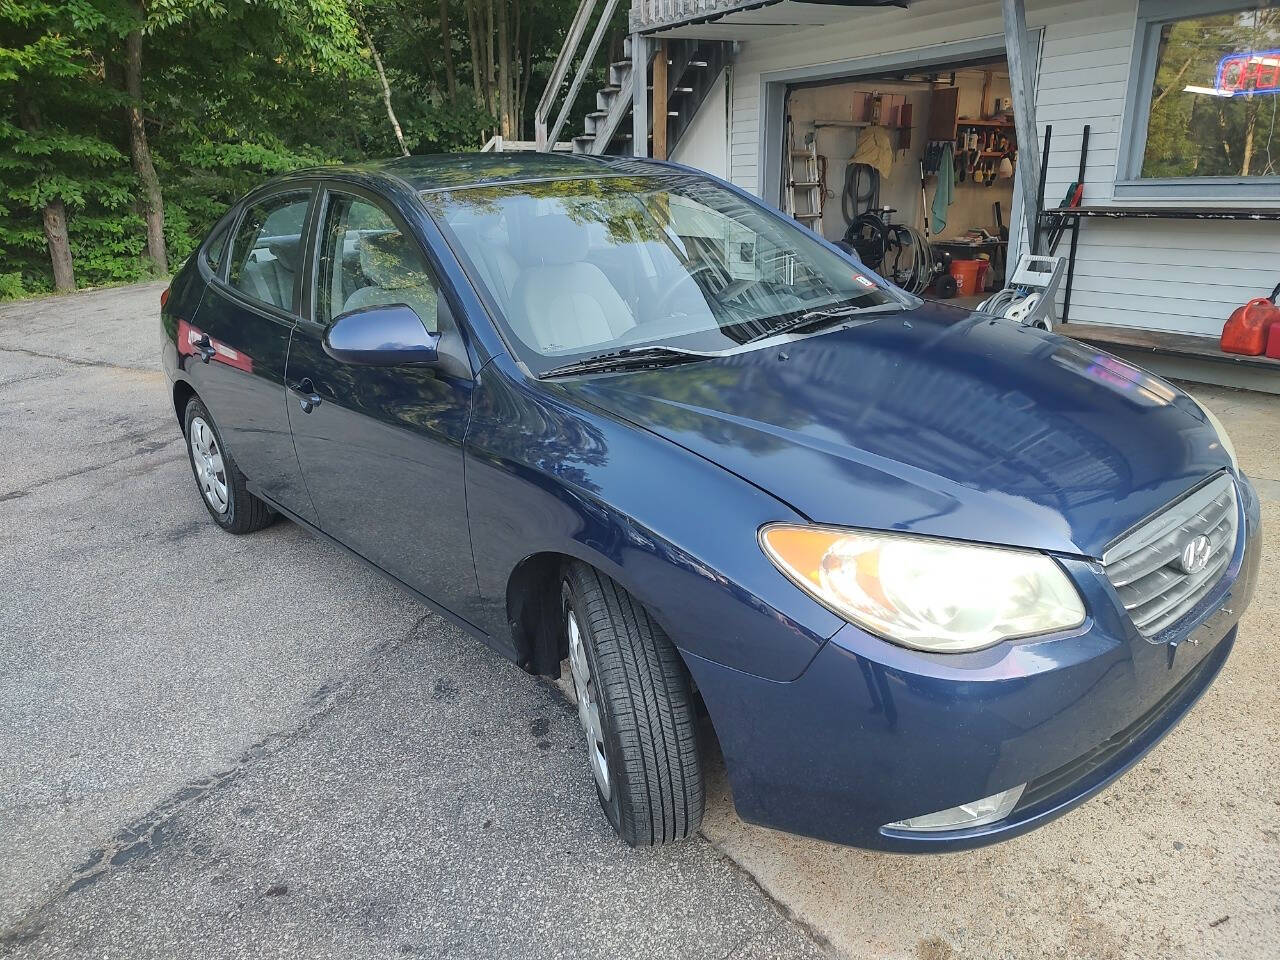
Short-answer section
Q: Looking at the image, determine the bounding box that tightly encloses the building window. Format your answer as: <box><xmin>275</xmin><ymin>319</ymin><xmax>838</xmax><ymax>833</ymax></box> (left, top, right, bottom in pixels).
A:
<box><xmin>1119</xmin><ymin>1</ymin><xmax>1280</xmax><ymax>199</ymax></box>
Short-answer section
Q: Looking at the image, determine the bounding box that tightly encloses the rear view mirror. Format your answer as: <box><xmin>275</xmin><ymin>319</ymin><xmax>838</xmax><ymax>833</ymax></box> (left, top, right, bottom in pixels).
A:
<box><xmin>323</xmin><ymin>304</ymin><xmax>440</xmax><ymax>366</ymax></box>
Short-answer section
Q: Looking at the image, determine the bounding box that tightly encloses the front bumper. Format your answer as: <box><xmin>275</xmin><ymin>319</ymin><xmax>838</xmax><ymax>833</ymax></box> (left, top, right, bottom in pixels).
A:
<box><xmin>684</xmin><ymin>474</ymin><xmax>1261</xmax><ymax>851</ymax></box>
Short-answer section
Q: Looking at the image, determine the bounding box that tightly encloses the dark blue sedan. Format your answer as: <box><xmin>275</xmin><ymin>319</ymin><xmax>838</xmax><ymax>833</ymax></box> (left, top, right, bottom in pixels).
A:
<box><xmin>161</xmin><ymin>153</ymin><xmax>1260</xmax><ymax>851</ymax></box>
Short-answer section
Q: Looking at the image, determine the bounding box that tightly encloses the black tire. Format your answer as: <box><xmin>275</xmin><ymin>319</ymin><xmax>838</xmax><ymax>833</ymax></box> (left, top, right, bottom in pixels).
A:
<box><xmin>182</xmin><ymin>396</ymin><xmax>275</xmax><ymax>535</ymax></box>
<box><xmin>562</xmin><ymin>562</ymin><xmax>704</xmax><ymax>846</ymax></box>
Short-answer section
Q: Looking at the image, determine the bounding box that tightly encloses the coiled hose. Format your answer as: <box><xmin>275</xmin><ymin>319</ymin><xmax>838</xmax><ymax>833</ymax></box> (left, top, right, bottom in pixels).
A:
<box><xmin>886</xmin><ymin>224</ymin><xmax>932</xmax><ymax>295</ymax></box>
<box><xmin>977</xmin><ymin>287</ymin><xmax>1021</xmax><ymax>316</ymax></box>
<box><xmin>842</xmin><ymin>163</ymin><xmax>879</xmax><ymax>223</ymax></box>
<box><xmin>841</xmin><ymin>162</ymin><xmax>933</xmax><ymax>293</ymax></box>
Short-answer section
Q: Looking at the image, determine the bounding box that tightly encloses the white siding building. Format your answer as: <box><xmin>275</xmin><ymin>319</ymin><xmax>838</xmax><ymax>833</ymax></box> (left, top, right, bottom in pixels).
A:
<box><xmin>624</xmin><ymin>0</ymin><xmax>1280</xmax><ymax>389</ymax></box>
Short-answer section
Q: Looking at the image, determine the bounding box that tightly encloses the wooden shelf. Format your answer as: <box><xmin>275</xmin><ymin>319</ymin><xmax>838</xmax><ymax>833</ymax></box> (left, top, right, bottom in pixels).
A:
<box><xmin>957</xmin><ymin>118</ymin><xmax>1015</xmax><ymax>127</ymax></box>
<box><xmin>1065</xmin><ymin>323</ymin><xmax>1280</xmax><ymax>371</ymax></box>
<box><xmin>1046</xmin><ymin>206</ymin><xmax>1280</xmax><ymax>222</ymax></box>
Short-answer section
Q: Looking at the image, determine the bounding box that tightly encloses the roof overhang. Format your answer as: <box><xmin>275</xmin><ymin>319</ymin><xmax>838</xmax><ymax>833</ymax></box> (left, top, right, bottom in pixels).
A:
<box><xmin>635</xmin><ymin>0</ymin><xmax>910</xmax><ymax>40</ymax></box>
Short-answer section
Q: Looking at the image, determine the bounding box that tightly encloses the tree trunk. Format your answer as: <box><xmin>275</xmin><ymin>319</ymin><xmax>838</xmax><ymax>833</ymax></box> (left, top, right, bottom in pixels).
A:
<box><xmin>16</xmin><ymin>99</ymin><xmax>76</xmax><ymax>293</ymax></box>
<box><xmin>356</xmin><ymin>9</ymin><xmax>410</xmax><ymax>156</ymax></box>
<box><xmin>124</xmin><ymin>23</ymin><xmax>167</xmax><ymax>274</ymax></box>
<box><xmin>438</xmin><ymin>0</ymin><xmax>458</xmax><ymax>102</ymax></box>
<box><xmin>485</xmin><ymin>0</ymin><xmax>496</xmax><ymax>117</ymax></box>
<box><xmin>496</xmin><ymin>0</ymin><xmax>512</xmax><ymax>137</ymax></box>
<box><xmin>1241</xmin><ymin>97</ymin><xmax>1258</xmax><ymax>177</ymax></box>
<box><xmin>517</xmin><ymin>0</ymin><xmax>533</xmax><ymax>140</ymax></box>
<box><xmin>42</xmin><ymin>199</ymin><xmax>76</xmax><ymax>293</ymax></box>
<box><xmin>466</xmin><ymin>0</ymin><xmax>483</xmax><ymax>106</ymax></box>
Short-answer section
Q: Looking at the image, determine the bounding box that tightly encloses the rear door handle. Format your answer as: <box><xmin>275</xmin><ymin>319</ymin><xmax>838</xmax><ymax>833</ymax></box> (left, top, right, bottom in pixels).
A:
<box><xmin>289</xmin><ymin>377</ymin><xmax>322</xmax><ymax>413</ymax></box>
<box><xmin>193</xmin><ymin>335</ymin><xmax>216</xmax><ymax>364</ymax></box>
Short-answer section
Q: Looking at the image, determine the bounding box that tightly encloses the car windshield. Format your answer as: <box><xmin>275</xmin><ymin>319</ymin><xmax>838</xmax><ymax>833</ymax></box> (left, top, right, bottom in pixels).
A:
<box><xmin>423</xmin><ymin>174</ymin><xmax>901</xmax><ymax>374</ymax></box>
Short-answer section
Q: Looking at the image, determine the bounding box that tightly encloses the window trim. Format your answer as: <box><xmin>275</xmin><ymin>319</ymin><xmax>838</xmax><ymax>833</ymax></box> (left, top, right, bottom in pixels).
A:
<box><xmin>1116</xmin><ymin>0</ymin><xmax>1280</xmax><ymax>201</ymax></box>
<box><xmin>215</xmin><ymin>184</ymin><xmax>318</xmax><ymax>321</ymax></box>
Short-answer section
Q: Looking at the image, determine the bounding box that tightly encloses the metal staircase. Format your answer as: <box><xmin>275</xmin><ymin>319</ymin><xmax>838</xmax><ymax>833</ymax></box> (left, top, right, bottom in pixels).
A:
<box><xmin>530</xmin><ymin>0</ymin><xmax>730</xmax><ymax>157</ymax></box>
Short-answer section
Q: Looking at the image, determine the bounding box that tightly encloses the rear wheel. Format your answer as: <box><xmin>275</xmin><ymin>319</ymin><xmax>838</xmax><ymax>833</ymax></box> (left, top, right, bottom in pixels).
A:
<box><xmin>183</xmin><ymin>397</ymin><xmax>274</xmax><ymax>534</ymax></box>
<box><xmin>562</xmin><ymin>563</ymin><xmax>704</xmax><ymax>846</ymax></box>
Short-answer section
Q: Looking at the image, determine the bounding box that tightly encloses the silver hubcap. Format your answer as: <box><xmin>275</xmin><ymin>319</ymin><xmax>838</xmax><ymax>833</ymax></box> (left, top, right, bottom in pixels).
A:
<box><xmin>189</xmin><ymin>417</ymin><xmax>229</xmax><ymax>514</ymax></box>
<box><xmin>567</xmin><ymin>610</ymin><xmax>610</xmax><ymax>800</ymax></box>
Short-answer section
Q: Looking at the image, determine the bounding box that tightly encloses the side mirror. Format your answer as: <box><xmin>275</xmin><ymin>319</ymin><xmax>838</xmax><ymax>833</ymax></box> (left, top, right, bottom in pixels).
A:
<box><xmin>323</xmin><ymin>304</ymin><xmax>440</xmax><ymax>366</ymax></box>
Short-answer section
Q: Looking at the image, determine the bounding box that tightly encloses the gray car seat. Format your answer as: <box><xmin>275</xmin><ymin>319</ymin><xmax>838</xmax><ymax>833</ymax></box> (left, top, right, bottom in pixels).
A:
<box><xmin>508</xmin><ymin>213</ymin><xmax>634</xmax><ymax>352</ymax></box>
<box><xmin>238</xmin><ymin>237</ymin><xmax>299</xmax><ymax>309</ymax></box>
<box><xmin>451</xmin><ymin>217</ymin><xmax>520</xmax><ymax>307</ymax></box>
<box><xmin>343</xmin><ymin>231</ymin><xmax>438</xmax><ymax>331</ymax></box>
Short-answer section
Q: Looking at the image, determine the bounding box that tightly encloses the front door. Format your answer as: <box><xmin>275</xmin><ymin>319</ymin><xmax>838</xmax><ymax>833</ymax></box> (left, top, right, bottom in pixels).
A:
<box><xmin>185</xmin><ymin>188</ymin><xmax>318</xmax><ymax>522</ymax></box>
<box><xmin>285</xmin><ymin>186</ymin><xmax>478</xmax><ymax>614</ymax></box>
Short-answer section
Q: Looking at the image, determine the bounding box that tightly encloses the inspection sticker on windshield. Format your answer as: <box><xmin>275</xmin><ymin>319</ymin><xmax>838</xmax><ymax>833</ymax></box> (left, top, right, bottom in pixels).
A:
<box><xmin>853</xmin><ymin>274</ymin><xmax>876</xmax><ymax>288</ymax></box>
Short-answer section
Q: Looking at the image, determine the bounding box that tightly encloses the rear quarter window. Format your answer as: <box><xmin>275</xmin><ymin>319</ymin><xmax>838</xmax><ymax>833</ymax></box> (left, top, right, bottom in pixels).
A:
<box><xmin>204</xmin><ymin>221</ymin><xmax>231</xmax><ymax>276</ymax></box>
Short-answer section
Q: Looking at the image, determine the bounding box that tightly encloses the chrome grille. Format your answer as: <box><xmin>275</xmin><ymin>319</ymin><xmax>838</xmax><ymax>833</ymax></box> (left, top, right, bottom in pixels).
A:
<box><xmin>1102</xmin><ymin>474</ymin><xmax>1238</xmax><ymax>637</ymax></box>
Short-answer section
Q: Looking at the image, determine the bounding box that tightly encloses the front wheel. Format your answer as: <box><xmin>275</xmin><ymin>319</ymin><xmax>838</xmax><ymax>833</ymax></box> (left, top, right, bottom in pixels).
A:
<box><xmin>562</xmin><ymin>563</ymin><xmax>704</xmax><ymax>846</ymax></box>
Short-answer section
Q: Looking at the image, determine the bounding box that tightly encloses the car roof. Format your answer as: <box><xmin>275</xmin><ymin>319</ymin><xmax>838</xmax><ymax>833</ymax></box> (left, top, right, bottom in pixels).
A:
<box><xmin>295</xmin><ymin>153</ymin><xmax>668</xmax><ymax>194</ymax></box>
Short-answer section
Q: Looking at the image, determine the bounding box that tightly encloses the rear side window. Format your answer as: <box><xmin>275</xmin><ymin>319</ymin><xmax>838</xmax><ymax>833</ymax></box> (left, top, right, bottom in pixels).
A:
<box><xmin>204</xmin><ymin>221</ymin><xmax>230</xmax><ymax>275</ymax></box>
<box><xmin>227</xmin><ymin>192</ymin><xmax>312</xmax><ymax>312</ymax></box>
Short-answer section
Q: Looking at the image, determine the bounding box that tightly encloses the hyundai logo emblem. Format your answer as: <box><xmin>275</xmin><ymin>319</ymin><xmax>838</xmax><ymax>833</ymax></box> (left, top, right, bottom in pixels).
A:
<box><xmin>1177</xmin><ymin>534</ymin><xmax>1213</xmax><ymax>575</ymax></box>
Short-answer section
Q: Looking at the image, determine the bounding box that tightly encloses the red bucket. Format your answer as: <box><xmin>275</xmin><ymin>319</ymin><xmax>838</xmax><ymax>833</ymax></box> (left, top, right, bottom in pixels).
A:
<box><xmin>949</xmin><ymin>259</ymin><xmax>983</xmax><ymax>297</ymax></box>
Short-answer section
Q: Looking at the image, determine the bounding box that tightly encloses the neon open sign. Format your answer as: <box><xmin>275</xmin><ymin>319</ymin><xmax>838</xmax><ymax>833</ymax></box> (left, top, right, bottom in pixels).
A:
<box><xmin>1215</xmin><ymin>49</ymin><xmax>1280</xmax><ymax>96</ymax></box>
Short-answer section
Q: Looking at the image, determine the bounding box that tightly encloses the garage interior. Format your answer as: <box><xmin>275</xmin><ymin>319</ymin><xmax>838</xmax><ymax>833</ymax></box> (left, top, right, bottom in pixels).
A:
<box><xmin>783</xmin><ymin>57</ymin><xmax>1017</xmax><ymax>308</ymax></box>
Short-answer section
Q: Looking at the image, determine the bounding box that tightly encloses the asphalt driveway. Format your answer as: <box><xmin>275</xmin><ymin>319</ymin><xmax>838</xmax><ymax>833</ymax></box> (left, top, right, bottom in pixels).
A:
<box><xmin>1</xmin><ymin>282</ymin><xmax>1277</xmax><ymax>960</ymax></box>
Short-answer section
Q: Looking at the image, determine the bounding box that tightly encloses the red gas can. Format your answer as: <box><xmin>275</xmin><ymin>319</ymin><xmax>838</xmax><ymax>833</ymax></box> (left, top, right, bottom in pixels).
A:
<box><xmin>1267</xmin><ymin>319</ymin><xmax>1280</xmax><ymax>360</ymax></box>
<box><xmin>1221</xmin><ymin>286</ymin><xmax>1280</xmax><ymax>356</ymax></box>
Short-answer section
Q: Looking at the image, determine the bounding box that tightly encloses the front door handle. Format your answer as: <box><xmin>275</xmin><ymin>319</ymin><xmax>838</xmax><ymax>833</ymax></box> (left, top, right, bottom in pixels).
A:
<box><xmin>290</xmin><ymin>377</ymin><xmax>323</xmax><ymax>414</ymax></box>
<box><xmin>193</xmin><ymin>335</ymin><xmax>216</xmax><ymax>364</ymax></box>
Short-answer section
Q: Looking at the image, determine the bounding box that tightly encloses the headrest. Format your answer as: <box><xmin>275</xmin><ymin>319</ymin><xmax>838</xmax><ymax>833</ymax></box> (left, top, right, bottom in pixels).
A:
<box><xmin>359</xmin><ymin>231</ymin><xmax>430</xmax><ymax>290</ymax></box>
<box><xmin>478</xmin><ymin>217</ymin><xmax>510</xmax><ymax>246</ymax></box>
<box><xmin>267</xmin><ymin>237</ymin><xmax>300</xmax><ymax>273</ymax></box>
<box><xmin>510</xmin><ymin>213</ymin><xmax>590</xmax><ymax>267</ymax></box>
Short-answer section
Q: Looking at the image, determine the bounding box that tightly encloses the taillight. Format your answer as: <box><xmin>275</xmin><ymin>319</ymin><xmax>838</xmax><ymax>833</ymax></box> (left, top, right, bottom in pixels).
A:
<box><xmin>160</xmin><ymin>286</ymin><xmax>171</xmax><ymax>310</ymax></box>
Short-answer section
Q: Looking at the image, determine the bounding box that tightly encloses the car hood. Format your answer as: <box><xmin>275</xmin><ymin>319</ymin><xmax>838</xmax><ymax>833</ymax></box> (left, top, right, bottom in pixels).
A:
<box><xmin>555</xmin><ymin>304</ymin><xmax>1231</xmax><ymax>558</ymax></box>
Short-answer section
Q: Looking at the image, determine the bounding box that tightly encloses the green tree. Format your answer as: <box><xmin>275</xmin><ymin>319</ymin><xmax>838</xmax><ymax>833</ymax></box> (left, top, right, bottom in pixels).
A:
<box><xmin>0</xmin><ymin>0</ymin><xmax>124</xmax><ymax>293</ymax></box>
<box><xmin>111</xmin><ymin>0</ymin><xmax>362</xmax><ymax>272</ymax></box>
<box><xmin>0</xmin><ymin>0</ymin><xmax>626</xmax><ymax>298</ymax></box>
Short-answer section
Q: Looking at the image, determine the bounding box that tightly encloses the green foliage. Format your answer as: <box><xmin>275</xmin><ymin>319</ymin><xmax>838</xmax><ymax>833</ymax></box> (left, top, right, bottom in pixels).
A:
<box><xmin>0</xmin><ymin>0</ymin><xmax>625</xmax><ymax>298</ymax></box>
<box><xmin>0</xmin><ymin>270</ymin><xmax>24</xmax><ymax>299</ymax></box>
<box><xmin>0</xmin><ymin>0</ymin><xmax>130</xmax><ymax>293</ymax></box>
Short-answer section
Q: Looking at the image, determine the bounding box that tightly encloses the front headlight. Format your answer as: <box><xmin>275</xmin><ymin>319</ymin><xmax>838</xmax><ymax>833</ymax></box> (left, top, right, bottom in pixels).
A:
<box><xmin>1188</xmin><ymin>394</ymin><xmax>1239</xmax><ymax>471</ymax></box>
<box><xmin>760</xmin><ymin>525</ymin><xmax>1085</xmax><ymax>653</ymax></box>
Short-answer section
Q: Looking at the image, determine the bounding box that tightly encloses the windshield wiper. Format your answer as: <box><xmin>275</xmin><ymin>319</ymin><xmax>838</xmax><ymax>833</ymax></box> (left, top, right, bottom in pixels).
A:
<box><xmin>539</xmin><ymin>346</ymin><xmax>716</xmax><ymax>379</ymax></box>
<box><xmin>744</xmin><ymin>302</ymin><xmax>904</xmax><ymax>344</ymax></box>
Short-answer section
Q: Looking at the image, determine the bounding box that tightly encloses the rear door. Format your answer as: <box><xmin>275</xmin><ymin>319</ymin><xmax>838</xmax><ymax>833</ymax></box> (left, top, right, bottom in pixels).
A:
<box><xmin>185</xmin><ymin>186</ymin><xmax>318</xmax><ymax>522</ymax></box>
<box><xmin>285</xmin><ymin>183</ymin><xmax>479</xmax><ymax>612</ymax></box>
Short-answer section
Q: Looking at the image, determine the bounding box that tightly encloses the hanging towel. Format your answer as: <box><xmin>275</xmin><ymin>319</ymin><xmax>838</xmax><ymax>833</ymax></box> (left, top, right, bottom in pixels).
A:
<box><xmin>931</xmin><ymin>142</ymin><xmax>955</xmax><ymax>234</ymax></box>
<box><xmin>851</xmin><ymin>125</ymin><xmax>894</xmax><ymax>179</ymax></box>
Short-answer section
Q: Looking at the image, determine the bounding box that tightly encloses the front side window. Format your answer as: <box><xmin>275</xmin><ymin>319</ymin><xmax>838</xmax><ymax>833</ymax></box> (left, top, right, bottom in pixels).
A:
<box><xmin>315</xmin><ymin>194</ymin><xmax>439</xmax><ymax>331</ymax></box>
<box><xmin>228</xmin><ymin>192</ymin><xmax>311</xmax><ymax>311</ymax></box>
<box><xmin>425</xmin><ymin>174</ymin><xmax>899</xmax><ymax>374</ymax></box>
<box><xmin>1126</xmin><ymin>2</ymin><xmax>1280</xmax><ymax>189</ymax></box>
